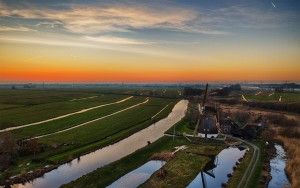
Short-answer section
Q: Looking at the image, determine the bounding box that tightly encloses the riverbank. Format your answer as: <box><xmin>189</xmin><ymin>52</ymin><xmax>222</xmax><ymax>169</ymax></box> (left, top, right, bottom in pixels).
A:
<box><xmin>63</xmin><ymin>118</ymin><xmax>268</xmax><ymax>188</ymax></box>
<box><xmin>276</xmin><ymin>136</ymin><xmax>299</xmax><ymax>188</ymax></box>
<box><xmin>268</xmin><ymin>144</ymin><xmax>291</xmax><ymax>188</ymax></box>
<box><xmin>219</xmin><ymin>102</ymin><xmax>299</xmax><ymax>188</ymax></box>
<box><xmin>1</xmin><ymin>100</ymin><xmax>178</xmax><ymax>186</ymax></box>
<box><xmin>266</xmin><ymin>114</ymin><xmax>299</xmax><ymax>188</ymax></box>
<box><xmin>63</xmin><ymin>136</ymin><xmax>224</xmax><ymax>188</ymax></box>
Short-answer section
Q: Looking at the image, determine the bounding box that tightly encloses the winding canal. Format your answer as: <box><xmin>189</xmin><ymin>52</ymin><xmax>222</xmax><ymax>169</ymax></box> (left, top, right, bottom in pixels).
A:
<box><xmin>268</xmin><ymin>144</ymin><xmax>290</xmax><ymax>188</ymax></box>
<box><xmin>12</xmin><ymin>100</ymin><xmax>188</xmax><ymax>188</ymax></box>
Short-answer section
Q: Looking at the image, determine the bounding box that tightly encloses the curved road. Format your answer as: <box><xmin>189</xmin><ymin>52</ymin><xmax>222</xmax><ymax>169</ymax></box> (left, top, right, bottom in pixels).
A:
<box><xmin>224</xmin><ymin>134</ymin><xmax>260</xmax><ymax>188</ymax></box>
<box><xmin>0</xmin><ymin>96</ymin><xmax>133</xmax><ymax>133</ymax></box>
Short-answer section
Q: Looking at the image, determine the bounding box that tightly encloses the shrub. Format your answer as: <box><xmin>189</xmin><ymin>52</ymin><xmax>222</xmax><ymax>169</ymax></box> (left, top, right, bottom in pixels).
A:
<box><xmin>231</xmin><ymin>111</ymin><xmax>250</xmax><ymax>125</ymax></box>
<box><xmin>279</xmin><ymin>127</ymin><xmax>300</xmax><ymax>138</ymax></box>
<box><xmin>266</xmin><ymin>114</ymin><xmax>298</xmax><ymax>127</ymax></box>
<box><xmin>19</xmin><ymin>139</ymin><xmax>41</xmax><ymax>157</ymax></box>
<box><xmin>244</xmin><ymin>101</ymin><xmax>300</xmax><ymax>114</ymax></box>
<box><xmin>0</xmin><ymin>132</ymin><xmax>18</xmax><ymax>170</ymax></box>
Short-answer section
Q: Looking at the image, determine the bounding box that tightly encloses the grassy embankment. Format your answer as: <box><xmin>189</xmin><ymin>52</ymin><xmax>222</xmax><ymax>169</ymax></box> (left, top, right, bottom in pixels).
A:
<box><xmin>167</xmin><ymin>118</ymin><xmax>263</xmax><ymax>188</ymax></box>
<box><xmin>266</xmin><ymin>114</ymin><xmax>300</xmax><ymax>188</ymax></box>
<box><xmin>63</xmin><ymin>134</ymin><xmax>224</xmax><ymax>188</ymax></box>
<box><xmin>1</xmin><ymin>94</ymin><xmax>176</xmax><ymax>183</ymax></box>
<box><xmin>227</xmin><ymin>140</ymin><xmax>264</xmax><ymax>188</ymax></box>
<box><xmin>165</xmin><ymin>118</ymin><xmax>194</xmax><ymax>136</ymax></box>
<box><xmin>141</xmin><ymin>142</ymin><xmax>223</xmax><ymax>188</ymax></box>
<box><xmin>280</xmin><ymin>137</ymin><xmax>300</xmax><ymax>188</ymax></box>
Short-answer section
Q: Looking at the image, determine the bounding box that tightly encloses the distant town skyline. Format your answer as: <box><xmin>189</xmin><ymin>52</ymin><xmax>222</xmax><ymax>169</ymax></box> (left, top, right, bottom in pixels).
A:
<box><xmin>0</xmin><ymin>0</ymin><xmax>299</xmax><ymax>82</ymax></box>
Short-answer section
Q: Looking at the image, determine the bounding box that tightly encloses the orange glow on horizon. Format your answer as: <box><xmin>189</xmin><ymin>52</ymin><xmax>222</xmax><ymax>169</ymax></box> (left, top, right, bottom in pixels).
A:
<box><xmin>1</xmin><ymin>66</ymin><xmax>299</xmax><ymax>83</ymax></box>
<box><xmin>0</xmin><ymin>1</ymin><xmax>300</xmax><ymax>83</ymax></box>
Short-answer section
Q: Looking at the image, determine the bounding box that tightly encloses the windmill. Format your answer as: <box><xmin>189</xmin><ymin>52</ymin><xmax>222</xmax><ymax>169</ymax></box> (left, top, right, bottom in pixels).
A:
<box><xmin>190</xmin><ymin>84</ymin><xmax>221</xmax><ymax>187</ymax></box>
<box><xmin>194</xmin><ymin>84</ymin><xmax>219</xmax><ymax>138</ymax></box>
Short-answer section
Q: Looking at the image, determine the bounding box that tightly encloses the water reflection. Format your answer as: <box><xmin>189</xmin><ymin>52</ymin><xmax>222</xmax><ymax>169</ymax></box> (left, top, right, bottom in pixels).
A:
<box><xmin>11</xmin><ymin>100</ymin><xmax>188</xmax><ymax>188</ymax></box>
<box><xmin>107</xmin><ymin>160</ymin><xmax>166</xmax><ymax>188</ymax></box>
<box><xmin>268</xmin><ymin>144</ymin><xmax>290</xmax><ymax>188</ymax></box>
<box><xmin>187</xmin><ymin>147</ymin><xmax>246</xmax><ymax>188</ymax></box>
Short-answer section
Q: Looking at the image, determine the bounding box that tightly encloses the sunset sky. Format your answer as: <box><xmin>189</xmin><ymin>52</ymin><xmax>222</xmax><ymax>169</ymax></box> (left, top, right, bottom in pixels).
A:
<box><xmin>0</xmin><ymin>0</ymin><xmax>299</xmax><ymax>83</ymax></box>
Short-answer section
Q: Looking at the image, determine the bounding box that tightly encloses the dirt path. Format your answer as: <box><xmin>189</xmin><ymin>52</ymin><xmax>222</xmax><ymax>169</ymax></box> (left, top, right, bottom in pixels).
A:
<box><xmin>28</xmin><ymin>98</ymin><xmax>149</xmax><ymax>140</ymax></box>
<box><xmin>221</xmin><ymin>134</ymin><xmax>260</xmax><ymax>188</ymax></box>
<box><xmin>235</xmin><ymin>136</ymin><xmax>260</xmax><ymax>188</ymax></box>
<box><xmin>70</xmin><ymin>96</ymin><xmax>98</xmax><ymax>101</ymax></box>
<box><xmin>0</xmin><ymin>96</ymin><xmax>133</xmax><ymax>133</ymax></box>
<box><xmin>241</xmin><ymin>95</ymin><xmax>248</xmax><ymax>102</ymax></box>
<box><xmin>151</xmin><ymin>103</ymin><xmax>170</xmax><ymax>119</ymax></box>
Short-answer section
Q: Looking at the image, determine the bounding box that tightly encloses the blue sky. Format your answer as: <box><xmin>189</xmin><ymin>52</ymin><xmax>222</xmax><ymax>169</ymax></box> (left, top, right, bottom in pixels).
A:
<box><xmin>0</xmin><ymin>0</ymin><xmax>299</xmax><ymax>82</ymax></box>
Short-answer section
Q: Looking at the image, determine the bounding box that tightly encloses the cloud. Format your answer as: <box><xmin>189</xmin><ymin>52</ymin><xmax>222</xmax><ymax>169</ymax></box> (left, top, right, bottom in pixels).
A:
<box><xmin>0</xmin><ymin>25</ymin><xmax>35</xmax><ymax>32</ymax></box>
<box><xmin>198</xmin><ymin>5</ymin><xmax>293</xmax><ymax>30</ymax></box>
<box><xmin>0</xmin><ymin>36</ymin><xmax>98</xmax><ymax>48</ymax></box>
<box><xmin>35</xmin><ymin>21</ymin><xmax>63</xmax><ymax>28</ymax></box>
<box><xmin>0</xmin><ymin>1</ymin><xmax>294</xmax><ymax>38</ymax></box>
<box><xmin>0</xmin><ymin>35</ymin><xmax>167</xmax><ymax>56</ymax></box>
<box><xmin>84</xmin><ymin>36</ymin><xmax>149</xmax><ymax>45</ymax></box>
<box><xmin>0</xmin><ymin>2</ymin><xmax>201</xmax><ymax>34</ymax></box>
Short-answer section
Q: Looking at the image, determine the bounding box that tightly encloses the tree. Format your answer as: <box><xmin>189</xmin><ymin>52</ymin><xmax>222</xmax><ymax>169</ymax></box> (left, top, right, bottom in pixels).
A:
<box><xmin>28</xmin><ymin>139</ymin><xmax>39</xmax><ymax>158</ymax></box>
<box><xmin>0</xmin><ymin>132</ymin><xmax>17</xmax><ymax>170</ymax></box>
<box><xmin>19</xmin><ymin>138</ymin><xmax>41</xmax><ymax>158</ymax></box>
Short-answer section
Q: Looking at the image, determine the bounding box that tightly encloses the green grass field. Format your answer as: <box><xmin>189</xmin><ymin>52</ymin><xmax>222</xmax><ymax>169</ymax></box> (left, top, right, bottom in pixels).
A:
<box><xmin>165</xmin><ymin>118</ymin><xmax>195</xmax><ymax>136</ymax></box>
<box><xmin>10</xmin><ymin>96</ymin><xmax>145</xmax><ymax>140</ymax></box>
<box><xmin>0</xmin><ymin>89</ymin><xmax>97</xmax><ymax>106</ymax></box>
<box><xmin>0</xmin><ymin>88</ymin><xmax>183</xmax><ymax>130</ymax></box>
<box><xmin>244</xmin><ymin>92</ymin><xmax>300</xmax><ymax>103</ymax></box>
<box><xmin>0</xmin><ymin>89</ymin><xmax>178</xmax><ymax>182</ymax></box>
<box><xmin>39</xmin><ymin>97</ymin><xmax>174</xmax><ymax>149</ymax></box>
<box><xmin>0</xmin><ymin>93</ymin><xmax>125</xmax><ymax>129</ymax></box>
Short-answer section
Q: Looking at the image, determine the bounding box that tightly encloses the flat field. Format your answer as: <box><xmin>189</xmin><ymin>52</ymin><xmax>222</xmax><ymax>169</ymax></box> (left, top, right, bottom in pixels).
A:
<box><xmin>244</xmin><ymin>92</ymin><xmax>300</xmax><ymax>103</ymax></box>
<box><xmin>0</xmin><ymin>88</ymin><xmax>178</xmax><ymax>182</ymax></box>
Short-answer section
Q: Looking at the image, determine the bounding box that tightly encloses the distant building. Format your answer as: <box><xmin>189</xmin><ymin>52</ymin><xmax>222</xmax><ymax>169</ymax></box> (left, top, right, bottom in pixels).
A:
<box><xmin>221</xmin><ymin>118</ymin><xmax>263</xmax><ymax>139</ymax></box>
<box><xmin>210</xmin><ymin>84</ymin><xmax>241</xmax><ymax>96</ymax></box>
